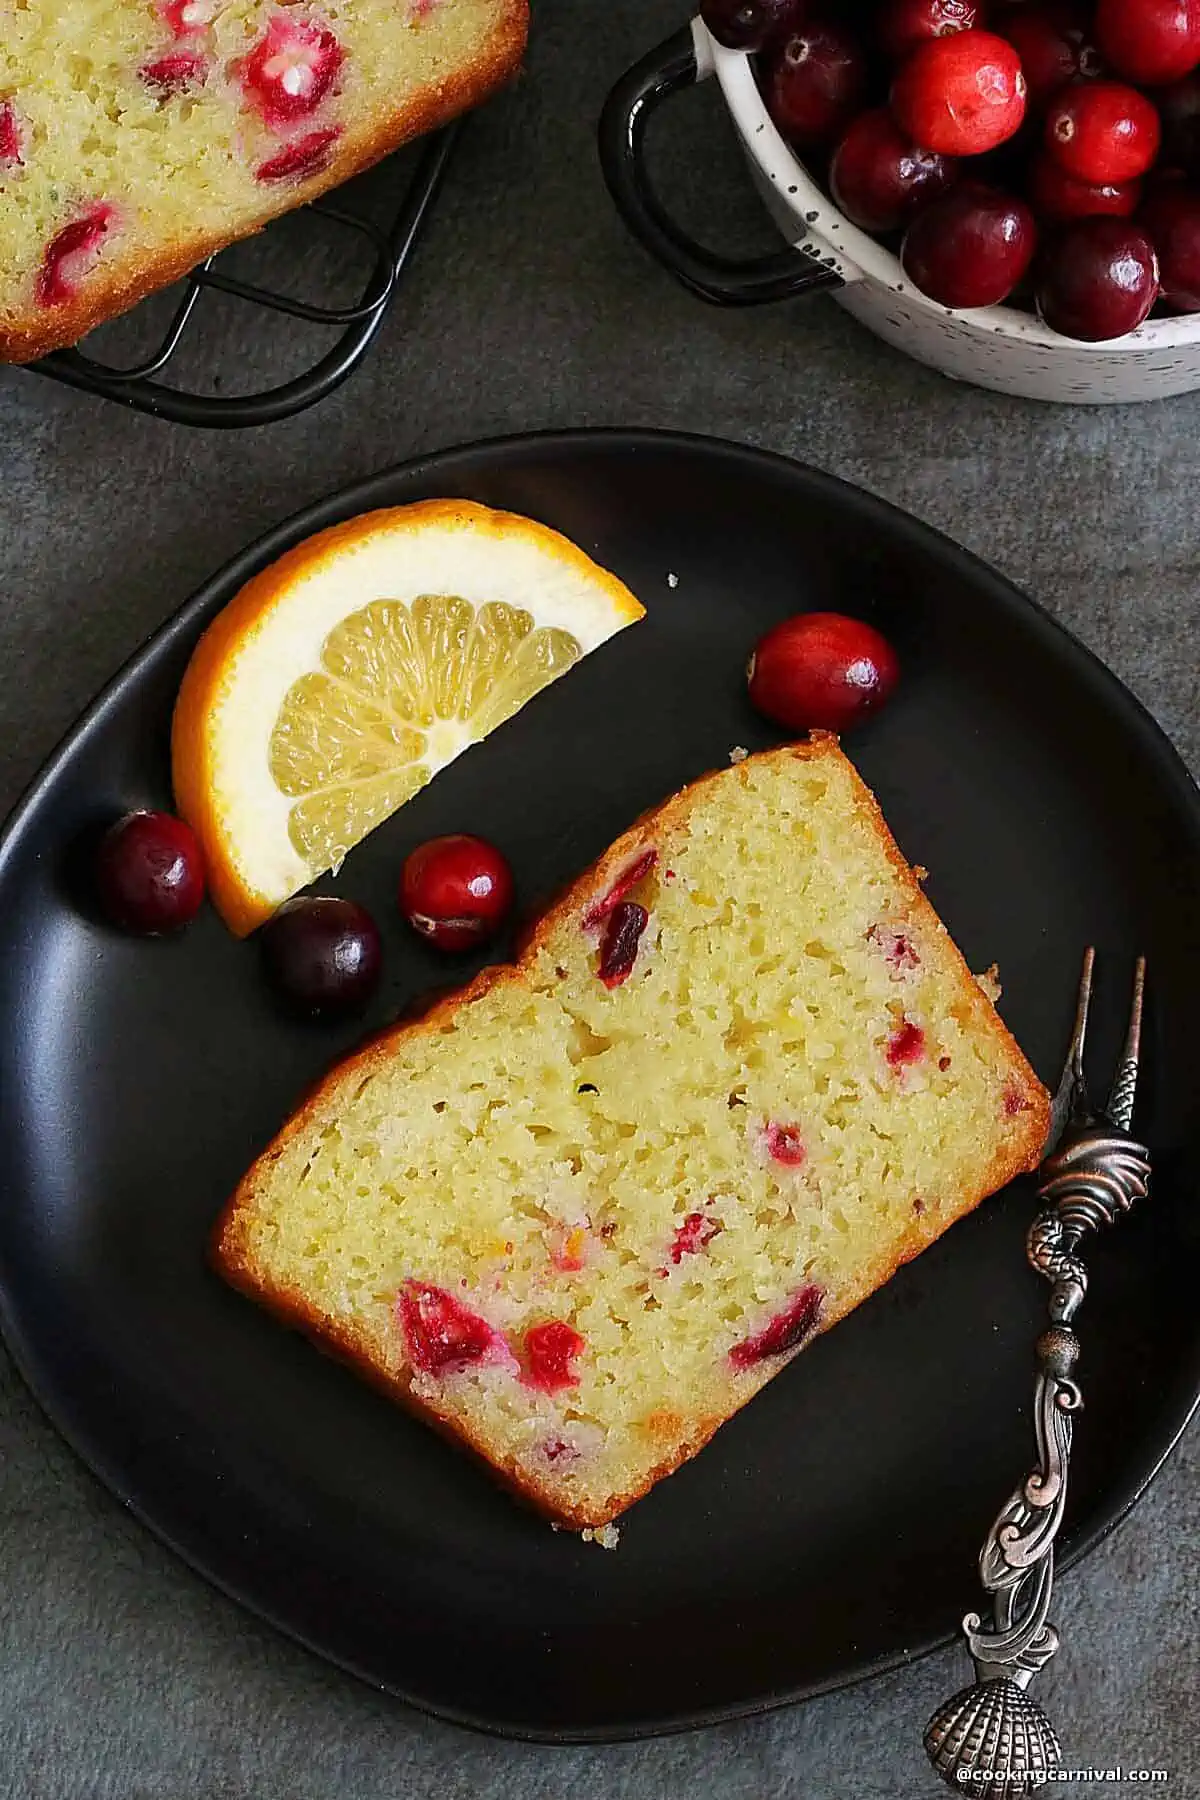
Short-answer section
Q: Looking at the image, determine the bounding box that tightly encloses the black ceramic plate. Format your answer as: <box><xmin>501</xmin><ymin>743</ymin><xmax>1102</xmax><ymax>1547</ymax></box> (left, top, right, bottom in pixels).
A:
<box><xmin>1</xmin><ymin>431</ymin><xmax>1198</xmax><ymax>1742</ymax></box>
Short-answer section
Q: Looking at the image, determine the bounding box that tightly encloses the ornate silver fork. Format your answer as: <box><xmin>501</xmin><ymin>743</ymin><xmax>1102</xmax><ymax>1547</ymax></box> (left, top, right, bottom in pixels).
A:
<box><xmin>923</xmin><ymin>949</ymin><xmax>1151</xmax><ymax>1800</ymax></box>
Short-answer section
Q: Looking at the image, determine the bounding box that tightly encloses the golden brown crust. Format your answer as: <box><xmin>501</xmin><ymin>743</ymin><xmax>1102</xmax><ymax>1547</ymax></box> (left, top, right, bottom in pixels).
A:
<box><xmin>0</xmin><ymin>1</ymin><xmax>528</xmax><ymax>364</ymax></box>
<box><xmin>213</xmin><ymin>735</ymin><xmax>1051</xmax><ymax>1530</ymax></box>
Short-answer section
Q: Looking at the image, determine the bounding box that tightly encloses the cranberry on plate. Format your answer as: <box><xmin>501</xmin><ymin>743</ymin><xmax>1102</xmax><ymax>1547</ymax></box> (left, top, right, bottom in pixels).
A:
<box><xmin>1157</xmin><ymin>71</ymin><xmax>1200</xmax><ymax>175</ymax></box>
<box><xmin>260</xmin><ymin>895</ymin><xmax>382</xmax><ymax>1017</ymax></box>
<box><xmin>891</xmin><ymin>30</ymin><xmax>1028</xmax><ymax>156</ymax></box>
<box><xmin>1035</xmin><ymin>216</ymin><xmax>1160</xmax><ymax>338</ymax></box>
<box><xmin>1095</xmin><ymin>0</ymin><xmax>1200</xmax><ymax>88</ymax></box>
<box><xmin>399</xmin><ymin>834</ymin><xmax>514</xmax><ymax>952</ymax></box>
<box><xmin>763</xmin><ymin>18</ymin><xmax>869</xmax><ymax>148</ymax></box>
<box><xmin>830</xmin><ymin>108</ymin><xmax>957</xmax><ymax>233</ymax></box>
<box><xmin>747</xmin><ymin>612</ymin><xmax>899</xmax><ymax>734</ymax></box>
<box><xmin>879</xmin><ymin>0</ymin><xmax>981</xmax><ymax>65</ymax></box>
<box><xmin>997</xmin><ymin>2</ymin><xmax>1106</xmax><ymax>110</ymax></box>
<box><xmin>902</xmin><ymin>183</ymin><xmax>1037</xmax><ymax>307</ymax></box>
<box><xmin>1045</xmin><ymin>82</ymin><xmax>1162</xmax><ymax>184</ymax></box>
<box><xmin>699</xmin><ymin>0</ymin><xmax>799</xmax><ymax>52</ymax></box>
<box><xmin>1140</xmin><ymin>182</ymin><xmax>1200</xmax><ymax>308</ymax></box>
<box><xmin>1030</xmin><ymin>153</ymin><xmax>1142</xmax><ymax>220</ymax></box>
<box><xmin>94</xmin><ymin>809</ymin><xmax>206</xmax><ymax>935</ymax></box>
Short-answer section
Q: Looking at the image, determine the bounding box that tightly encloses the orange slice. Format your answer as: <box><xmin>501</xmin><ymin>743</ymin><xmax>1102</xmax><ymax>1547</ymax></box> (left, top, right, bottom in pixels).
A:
<box><xmin>171</xmin><ymin>500</ymin><xmax>644</xmax><ymax>935</ymax></box>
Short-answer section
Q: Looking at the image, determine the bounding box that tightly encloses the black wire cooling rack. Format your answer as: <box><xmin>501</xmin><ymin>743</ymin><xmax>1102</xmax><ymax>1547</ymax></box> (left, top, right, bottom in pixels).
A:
<box><xmin>28</xmin><ymin>126</ymin><xmax>458</xmax><ymax>428</ymax></box>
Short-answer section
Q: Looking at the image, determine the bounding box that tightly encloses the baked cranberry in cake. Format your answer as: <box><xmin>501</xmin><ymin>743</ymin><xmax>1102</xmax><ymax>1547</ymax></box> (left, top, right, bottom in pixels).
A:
<box><xmin>161</xmin><ymin>0</ymin><xmax>220</xmax><ymax>35</ymax></box>
<box><xmin>730</xmin><ymin>1285</ymin><xmax>824</xmax><ymax>1368</ymax></box>
<box><xmin>522</xmin><ymin>1321</ymin><xmax>585</xmax><ymax>1393</ymax></box>
<box><xmin>667</xmin><ymin>1211</ymin><xmax>721</xmax><ymax>1264</ymax></box>
<box><xmin>765</xmin><ymin>1123</ymin><xmax>807</xmax><ymax>1166</ymax></box>
<box><xmin>398</xmin><ymin>1280</ymin><xmax>508</xmax><ymax>1376</ymax></box>
<box><xmin>583</xmin><ymin>849</ymin><xmax>658</xmax><ymax>930</ymax></box>
<box><xmin>256</xmin><ymin>128</ymin><xmax>343</xmax><ymax>184</ymax></box>
<box><xmin>37</xmin><ymin>206</ymin><xmax>116</xmax><ymax>307</ymax></box>
<box><xmin>887</xmin><ymin>1018</ymin><xmax>927</xmax><ymax>1067</ymax></box>
<box><xmin>597</xmin><ymin>901</ymin><xmax>649</xmax><ymax>987</ymax></box>
<box><xmin>0</xmin><ymin>102</ymin><xmax>22</xmax><ymax>168</ymax></box>
<box><xmin>241</xmin><ymin>15</ymin><xmax>345</xmax><ymax>129</ymax></box>
<box><xmin>140</xmin><ymin>52</ymin><xmax>208</xmax><ymax>95</ymax></box>
<box><xmin>868</xmin><ymin>922</ymin><xmax>921</xmax><ymax>972</ymax></box>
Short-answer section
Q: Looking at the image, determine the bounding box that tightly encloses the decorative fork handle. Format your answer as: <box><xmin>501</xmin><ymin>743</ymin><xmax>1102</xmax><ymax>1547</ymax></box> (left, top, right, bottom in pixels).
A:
<box><xmin>925</xmin><ymin>953</ymin><xmax>1150</xmax><ymax>1800</ymax></box>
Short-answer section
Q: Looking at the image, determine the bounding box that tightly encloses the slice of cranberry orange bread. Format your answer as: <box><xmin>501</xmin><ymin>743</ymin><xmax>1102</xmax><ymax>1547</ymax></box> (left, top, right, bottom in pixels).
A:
<box><xmin>0</xmin><ymin>0</ymin><xmax>527</xmax><ymax>362</ymax></box>
<box><xmin>215</xmin><ymin>737</ymin><xmax>1049</xmax><ymax>1529</ymax></box>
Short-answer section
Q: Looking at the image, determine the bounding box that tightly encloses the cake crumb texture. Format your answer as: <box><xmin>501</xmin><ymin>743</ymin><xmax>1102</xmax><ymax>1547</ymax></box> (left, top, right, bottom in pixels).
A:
<box><xmin>216</xmin><ymin>738</ymin><xmax>1049</xmax><ymax>1528</ymax></box>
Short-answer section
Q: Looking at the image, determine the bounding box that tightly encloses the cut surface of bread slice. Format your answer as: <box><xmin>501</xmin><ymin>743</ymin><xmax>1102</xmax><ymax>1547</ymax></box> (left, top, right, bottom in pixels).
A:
<box><xmin>0</xmin><ymin>0</ymin><xmax>527</xmax><ymax>362</ymax></box>
<box><xmin>215</xmin><ymin>737</ymin><xmax>1050</xmax><ymax>1529</ymax></box>
<box><xmin>172</xmin><ymin>500</ymin><xmax>644</xmax><ymax>934</ymax></box>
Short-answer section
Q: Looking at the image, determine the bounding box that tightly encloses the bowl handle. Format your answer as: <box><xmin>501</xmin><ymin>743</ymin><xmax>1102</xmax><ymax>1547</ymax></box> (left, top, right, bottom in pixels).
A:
<box><xmin>599</xmin><ymin>21</ymin><xmax>845</xmax><ymax>308</ymax></box>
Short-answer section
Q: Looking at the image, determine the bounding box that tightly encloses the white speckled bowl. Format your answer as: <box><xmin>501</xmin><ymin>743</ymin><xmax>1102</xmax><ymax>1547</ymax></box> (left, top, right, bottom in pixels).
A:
<box><xmin>705</xmin><ymin>21</ymin><xmax>1200</xmax><ymax>404</ymax></box>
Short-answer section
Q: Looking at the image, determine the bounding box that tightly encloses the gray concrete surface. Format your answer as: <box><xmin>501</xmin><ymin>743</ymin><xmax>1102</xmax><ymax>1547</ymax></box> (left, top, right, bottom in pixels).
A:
<box><xmin>0</xmin><ymin>3</ymin><xmax>1196</xmax><ymax>1796</ymax></box>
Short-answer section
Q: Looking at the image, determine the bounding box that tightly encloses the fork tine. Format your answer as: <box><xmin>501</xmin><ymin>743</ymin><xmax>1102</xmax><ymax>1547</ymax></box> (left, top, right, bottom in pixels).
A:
<box><xmin>1104</xmin><ymin>956</ymin><xmax>1146</xmax><ymax>1133</ymax></box>
<box><xmin>1047</xmin><ymin>946</ymin><xmax>1096</xmax><ymax>1151</ymax></box>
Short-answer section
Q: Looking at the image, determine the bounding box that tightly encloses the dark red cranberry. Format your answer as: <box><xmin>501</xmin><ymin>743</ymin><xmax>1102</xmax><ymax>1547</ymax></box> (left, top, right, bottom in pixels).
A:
<box><xmin>399</xmin><ymin>1280</ymin><xmax>502</xmax><ymax>1376</ymax></box>
<box><xmin>1031</xmin><ymin>152</ymin><xmax>1142</xmax><ymax>218</ymax></box>
<box><xmin>1046</xmin><ymin>82</ymin><xmax>1162</xmax><ymax>183</ymax></box>
<box><xmin>763</xmin><ymin>20</ymin><xmax>869</xmax><ymax>149</ymax></box>
<box><xmin>522</xmin><ymin>1320</ymin><xmax>585</xmax><ymax>1393</ymax></box>
<box><xmin>747</xmin><ymin>611</ymin><xmax>898</xmax><ymax>733</ymax></box>
<box><xmin>1140</xmin><ymin>182</ymin><xmax>1200</xmax><ymax>306</ymax></box>
<box><xmin>891</xmin><ymin>30</ymin><xmax>1027</xmax><ymax>155</ymax></box>
<box><xmin>830</xmin><ymin>108</ymin><xmax>957</xmax><ymax>232</ymax></box>
<box><xmin>730</xmin><ymin>1285</ymin><xmax>823</xmax><ymax>1369</ymax></box>
<box><xmin>667</xmin><ymin>1211</ymin><xmax>721</xmax><ymax>1264</ymax></box>
<box><xmin>879</xmin><ymin>0</ymin><xmax>980</xmax><ymax>63</ymax></box>
<box><xmin>582</xmin><ymin>849</ymin><xmax>658</xmax><ymax>930</ymax></box>
<box><xmin>597</xmin><ymin>901</ymin><xmax>649</xmax><ymax>988</ymax></box>
<box><xmin>1096</xmin><ymin>0</ymin><xmax>1200</xmax><ymax>86</ymax></box>
<box><xmin>399</xmin><ymin>834</ymin><xmax>514</xmax><ymax>952</ymax></box>
<box><xmin>260</xmin><ymin>895</ymin><xmax>382</xmax><ymax>1016</ymax></box>
<box><xmin>998</xmin><ymin>2</ymin><xmax>1106</xmax><ymax>108</ymax></box>
<box><xmin>1036</xmin><ymin>216</ymin><xmax>1160</xmax><ymax>338</ymax></box>
<box><xmin>1156</xmin><ymin>71</ymin><xmax>1200</xmax><ymax>175</ymax></box>
<box><xmin>886</xmin><ymin>1018</ymin><xmax>927</xmax><ymax>1066</ymax></box>
<box><xmin>903</xmin><ymin>183</ymin><xmax>1037</xmax><ymax>305</ymax></box>
<box><xmin>699</xmin><ymin>0</ymin><xmax>800</xmax><ymax>51</ymax></box>
<box><xmin>94</xmin><ymin>811</ymin><xmax>206</xmax><ymax>935</ymax></box>
<box><xmin>255</xmin><ymin>127</ymin><xmax>342</xmax><ymax>184</ymax></box>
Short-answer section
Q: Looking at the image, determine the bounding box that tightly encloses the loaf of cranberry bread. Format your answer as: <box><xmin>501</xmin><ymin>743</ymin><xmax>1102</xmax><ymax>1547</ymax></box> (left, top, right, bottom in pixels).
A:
<box><xmin>215</xmin><ymin>737</ymin><xmax>1050</xmax><ymax>1530</ymax></box>
<box><xmin>0</xmin><ymin>0</ymin><xmax>528</xmax><ymax>363</ymax></box>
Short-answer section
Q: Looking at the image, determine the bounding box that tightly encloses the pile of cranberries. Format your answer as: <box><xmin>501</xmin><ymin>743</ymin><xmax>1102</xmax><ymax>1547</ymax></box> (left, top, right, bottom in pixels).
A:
<box><xmin>702</xmin><ymin>0</ymin><xmax>1200</xmax><ymax>341</ymax></box>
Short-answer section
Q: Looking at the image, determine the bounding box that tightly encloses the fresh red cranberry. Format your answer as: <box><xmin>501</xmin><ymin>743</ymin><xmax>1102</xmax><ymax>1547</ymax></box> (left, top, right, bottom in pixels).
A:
<box><xmin>747</xmin><ymin>611</ymin><xmax>898</xmax><ymax>733</ymax></box>
<box><xmin>998</xmin><ymin>3</ymin><xmax>1105</xmax><ymax>109</ymax></box>
<box><xmin>763</xmin><ymin>20</ymin><xmax>869</xmax><ymax>149</ymax></box>
<box><xmin>1030</xmin><ymin>152</ymin><xmax>1142</xmax><ymax>219</ymax></box>
<box><xmin>886</xmin><ymin>1019</ymin><xmax>927</xmax><ymax>1066</ymax></box>
<box><xmin>399</xmin><ymin>834</ymin><xmax>514</xmax><ymax>952</ymax></box>
<box><xmin>160</xmin><ymin>0</ymin><xmax>219</xmax><ymax>33</ymax></box>
<box><xmin>0</xmin><ymin>101</ymin><xmax>22</xmax><ymax>166</ymax></box>
<box><xmin>880</xmin><ymin>0</ymin><xmax>981</xmax><ymax>62</ymax></box>
<box><xmin>1036</xmin><ymin>216</ymin><xmax>1159</xmax><ymax>337</ymax></box>
<box><xmin>240</xmin><ymin>14</ymin><xmax>344</xmax><ymax>128</ymax></box>
<box><xmin>140</xmin><ymin>51</ymin><xmax>207</xmax><ymax>93</ymax></box>
<box><xmin>582</xmin><ymin>849</ymin><xmax>658</xmax><ymax>930</ymax></box>
<box><xmin>399</xmin><ymin>1280</ymin><xmax>506</xmax><ymax>1376</ymax></box>
<box><xmin>867</xmin><ymin>922</ymin><xmax>921</xmax><ymax>971</ymax></box>
<box><xmin>1046</xmin><ymin>82</ymin><xmax>1162</xmax><ymax>183</ymax></box>
<box><xmin>730</xmin><ymin>1285</ymin><xmax>823</xmax><ymax>1369</ymax></box>
<box><xmin>1096</xmin><ymin>0</ymin><xmax>1200</xmax><ymax>86</ymax></box>
<box><xmin>522</xmin><ymin>1320</ymin><xmax>585</xmax><ymax>1393</ymax></box>
<box><xmin>765</xmin><ymin>1122</ymin><xmax>807</xmax><ymax>1166</ymax></box>
<box><xmin>830</xmin><ymin>109</ymin><xmax>957</xmax><ymax>233</ymax></box>
<box><xmin>1156</xmin><ymin>71</ymin><xmax>1200</xmax><ymax>174</ymax></box>
<box><xmin>597</xmin><ymin>901</ymin><xmax>649</xmax><ymax>987</ymax></box>
<box><xmin>256</xmin><ymin>127</ymin><xmax>342</xmax><ymax>184</ymax></box>
<box><xmin>667</xmin><ymin>1211</ymin><xmax>721</xmax><ymax>1264</ymax></box>
<box><xmin>902</xmin><ymin>183</ymin><xmax>1037</xmax><ymax>306</ymax></box>
<box><xmin>36</xmin><ymin>206</ymin><xmax>115</xmax><ymax>307</ymax></box>
<box><xmin>699</xmin><ymin>0</ymin><xmax>800</xmax><ymax>51</ymax></box>
<box><xmin>891</xmin><ymin>30</ymin><xmax>1027</xmax><ymax>155</ymax></box>
<box><xmin>94</xmin><ymin>810</ymin><xmax>206</xmax><ymax>935</ymax></box>
<box><xmin>1140</xmin><ymin>182</ymin><xmax>1200</xmax><ymax>307</ymax></box>
<box><xmin>260</xmin><ymin>895</ymin><xmax>382</xmax><ymax>1016</ymax></box>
